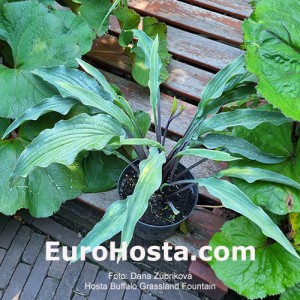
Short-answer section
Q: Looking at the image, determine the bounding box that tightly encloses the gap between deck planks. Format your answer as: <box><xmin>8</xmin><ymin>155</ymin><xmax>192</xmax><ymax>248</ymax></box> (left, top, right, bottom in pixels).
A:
<box><xmin>183</xmin><ymin>0</ymin><xmax>252</xmax><ymax>19</ymax></box>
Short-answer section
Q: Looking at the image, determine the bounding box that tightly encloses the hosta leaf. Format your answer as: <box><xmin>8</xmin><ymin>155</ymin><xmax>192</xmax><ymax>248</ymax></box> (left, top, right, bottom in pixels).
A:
<box><xmin>76</xmin><ymin>199</ymin><xmax>128</xmax><ymax>260</ymax></box>
<box><xmin>32</xmin><ymin>66</ymin><xmax>112</xmax><ymax>100</ymax></box>
<box><xmin>176</xmin><ymin>149</ymin><xmax>241</xmax><ymax>161</ymax></box>
<box><xmin>54</xmin><ymin>82</ymin><xmax>136</xmax><ymax>134</ymax></box>
<box><xmin>280</xmin><ymin>283</ymin><xmax>300</xmax><ymax>300</ymax></box>
<box><xmin>12</xmin><ymin>113</ymin><xmax>125</xmax><ymax>182</ymax></box>
<box><xmin>2</xmin><ymin>96</ymin><xmax>77</xmax><ymax>139</ymax></box>
<box><xmin>83</xmin><ymin>151</ymin><xmax>126</xmax><ymax>193</ymax></box>
<box><xmin>122</xmin><ymin>147</ymin><xmax>166</xmax><ymax>244</ymax></box>
<box><xmin>243</xmin><ymin>0</ymin><xmax>300</xmax><ymax>120</ymax></box>
<box><xmin>0</xmin><ymin>137</ymin><xmax>84</xmax><ymax>217</ymax></box>
<box><xmin>76</xmin><ymin>59</ymin><xmax>118</xmax><ymax>100</ymax></box>
<box><xmin>229</xmin><ymin>123</ymin><xmax>300</xmax><ymax>215</ymax></box>
<box><xmin>199</xmin><ymin>133</ymin><xmax>288</xmax><ymax>164</ymax></box>
<box><xmin>218</xmin><ymin>167</ymin><xmax>300</xmax><ymax>190</ymax></box>
<box><xmin>209</xmin><ymin>217</ymin><xmax>300</xmax><ymax>299</ymax></box>
<box><xmin>194</xmin><ymin>177</ymin><xmax>299</xmax><ymax>258</ymax></box>
<box><xmin>198</xmin><ymin>109</ymin><xmax>292</xmax><ymax>136</ymax></box>
<box><xmin>0</xmin><ymin>1</ymin><xmax>90</xmax><ymax>118</ymax></box>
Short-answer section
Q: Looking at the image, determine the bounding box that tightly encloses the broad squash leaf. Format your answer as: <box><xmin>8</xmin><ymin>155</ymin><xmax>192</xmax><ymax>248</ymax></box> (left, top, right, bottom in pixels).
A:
<box><xmin>243</xmin><ymin>0</ymin><xmax>300</xmax><ymax>120</ymax></box>
<box><xmin>0</xmin><ymin>116</ymin><xmax>84</xmax><ymax>217</ymax></box>
<box><xmin>0</xmin><ymin>1</ymin><xmax>91</xmax><ymax>118</ymax></box>
<box><xmin>114</xmin><ymin>6</ymin><xmax>140</xmax><ymax>47</ymax></box>
<box><xmin>229</xmin><ymin>123</ymin><xmax>300</xmax><ymax>215</ymax></box>
<box><xmin>82</xmin><ymin>151</ymin><xmax>126</xmax><ymax>193</ymax></box>
<box><xmin>280</xmin><ymin>283</ymin><xmax>300</xmax><ymax>300</ymax></box>
<box><xmin>209</xmin><ymin>217</ymin><xmax>300</xmax><ymax>299</ymax></box>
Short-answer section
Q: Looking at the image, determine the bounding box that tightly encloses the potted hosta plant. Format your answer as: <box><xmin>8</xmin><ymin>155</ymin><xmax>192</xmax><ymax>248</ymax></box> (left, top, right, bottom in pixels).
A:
<box><xmin>6</xmin><ymin>30</ymin><xmax>300</xmax><ymax>262</ymax></box>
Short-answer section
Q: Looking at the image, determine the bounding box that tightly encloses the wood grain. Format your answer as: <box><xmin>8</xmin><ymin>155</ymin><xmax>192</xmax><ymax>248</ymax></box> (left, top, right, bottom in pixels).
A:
<box><xmin>128</xmin><ymin>0</ymin><xmax>243</xmax><ymax>45</ymax></box>
<box><xmin>186</xmin><ymin>0</ymin><xmax>252</xmax><ymax>19</ymax></box>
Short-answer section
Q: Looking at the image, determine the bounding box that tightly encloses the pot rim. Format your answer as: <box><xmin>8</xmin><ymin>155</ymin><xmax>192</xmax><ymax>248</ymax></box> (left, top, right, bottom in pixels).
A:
<box><xmin>117</xmin><ymin>160</ymin><xmax>198</xmax><ymax>229</ymax></box>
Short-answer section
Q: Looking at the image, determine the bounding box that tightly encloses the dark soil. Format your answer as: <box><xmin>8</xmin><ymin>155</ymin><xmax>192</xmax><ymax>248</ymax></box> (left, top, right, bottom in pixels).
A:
<box><xmin>118</xmin><ymin>163</ymin><xmax>197</xmax><ymax>226</ymax></box>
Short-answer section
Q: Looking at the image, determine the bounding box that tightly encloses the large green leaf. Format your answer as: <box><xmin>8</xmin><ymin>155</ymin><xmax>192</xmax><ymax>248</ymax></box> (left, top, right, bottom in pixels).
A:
<box><xmin>0</xmin><ymin>121</ymin><xmax>84</xmax><ymax>217</ymax></box>
<box><xmin>121</xmin><ymin>147</ymin><xmax>166</xmax><ymax>244</ymax></box>
<box><xmin>243</xmin><ymin>0</ymin><xmax>300</xmax><ymax>120</ymax></box>
<box><xmin>209</xmin><ymin>217</ymin><xmax>300</xmax><ymax>299</ymax></box>
<box><xmin>2</xmin><ymin>96</ymin><xmax>77</xmax><ymax>139</ymax></box>
<box><xmin>50</xmin><ymin>8</ymin><xmax>94</xmax><ymax>54</ymax></box>
<box><xmin>198</xmin><ymin>109</ymin><xmax>292</xmax><ymax>136</ymax></box>
<box><xmin>280</xmin><ymin>283</ymin><xmax>300</xmax><ymax>300</ymax></box>
<box><xmin>12</xmin><ymin>113</ymin><xmax>125</xmax><ymax>183</ymax></box>
<box><xmin>83</xmin><ymin>151</ymin><xmax>126</xmax><ymax>193</ymax></box>
<box><xmin>75</xmin><ymin>0</ymin><xmax>112</xmax><ymax>35</ymax></box>
<box><xmin>229</xmin><ymin>123</ymin><xmax>300</xmax><ymax>215</ymax></box>
<box><xmin>193</xmin><ymin>177</ymin><xmax>299</xmax><ymax>258</ymax></box>
<box><xmin>199</xmin><ymin>133</ymin><xmax>288</xmax><ymax>164</ymax></box>
<box><xmin>114</xmin><ymin>6</ymin><xmax>140</xmax><ymax>47</ymax></box>
<box><xmin>0</xmin><ymin>1</ymin><xmax>90</xmax><ymax>118</ymax></box>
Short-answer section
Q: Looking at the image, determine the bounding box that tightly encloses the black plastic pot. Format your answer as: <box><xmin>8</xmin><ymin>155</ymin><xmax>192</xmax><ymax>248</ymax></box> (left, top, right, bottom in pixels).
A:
<box><xmin>118</xmin><ymin>161</ymin><xmax>198</xmax><ymax>241</ymax></box>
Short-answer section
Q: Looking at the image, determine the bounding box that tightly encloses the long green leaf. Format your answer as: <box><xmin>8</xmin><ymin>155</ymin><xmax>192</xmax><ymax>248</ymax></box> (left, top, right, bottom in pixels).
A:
<box><xmin>196</xmin><ymin>177</ymin><xmax>299</xmax><ymax>258</ymax></box>
<box><xmin>76</xmin><ymin>199</ymin><xmax>128</xmax><ymax>260</ymax></box>
<box><xmin>148</xmin><ymin>36</ymin><xmax>162</xmax><ymax>127</ymax></box>
<box><xmin>217</xmin><ymin>167</ymin><xmax>300</xmax><ymax>189</ymax></box>
<box><xmin>176</xmin><ymin>148</ymin><xmax>241</xmax><ymax>161</ymax></box>
<box><xmin>2</xmin><ymin>96</ymin><xmax>77</xmax><ymax>139</ymax></box>
<box><xmin>198</xmin><ymin>109</ymin><xmax>292</xmax><ymax>136</ymax></box>
<box><xmin>199</xmin><ymin>133</ymin><xmax>288</xmax><ymax>164</ymax></box>
<box><xmin>32</xmin><ymin>66</ymin><xmax>111</xmax><ymax>100</ymax></box>
<box><xmin>11</xmin><ymin>113</ymin><xmax>125</xmax><ymax>182</ymax></box>
<box><xmin>122</xmin><ymin>147</ymin><xmax>166</xmax><ymax>244</ymax></box>
<box><xmin>55</xmin><ymin>82</ymin><xmax>136</xmax><ymax>134</ymax></box>
<box><xmin>200</xmin><ymin>54</ymin><xmax>246</xmax><ymax>103</ymax></box>
<box><xmin>76</xmin><ymin>58</ymin><xmax>119</xmax><ymax>100</ymax></box>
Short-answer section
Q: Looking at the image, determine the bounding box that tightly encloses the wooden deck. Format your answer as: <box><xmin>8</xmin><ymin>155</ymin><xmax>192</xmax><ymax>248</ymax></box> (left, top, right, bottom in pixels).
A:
<box><xmin>76</xmin><ymin>1</ymin><xmax>252</xmax><ymax>299</ymax></box>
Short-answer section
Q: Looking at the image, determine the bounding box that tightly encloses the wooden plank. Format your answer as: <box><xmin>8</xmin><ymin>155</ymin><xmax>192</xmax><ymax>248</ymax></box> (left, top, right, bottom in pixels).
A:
<box><xmin>109</xmin><ymin>16</ymin><xmax>243</xmax><ymax>71</ymax></box>
<box><xmin>186</xmin><ymin>0</ymin><xmax>252</xmax><ymax>19</ymax></box>
<box><xmin>86</xmin><ymin>35</ymin><xmax>214</xmax><ymax>101</ymax></box>
<box><xmin>128</xmin><ymin>0</ymin><xmax>242</xmax><ymax>45</ymax></box>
